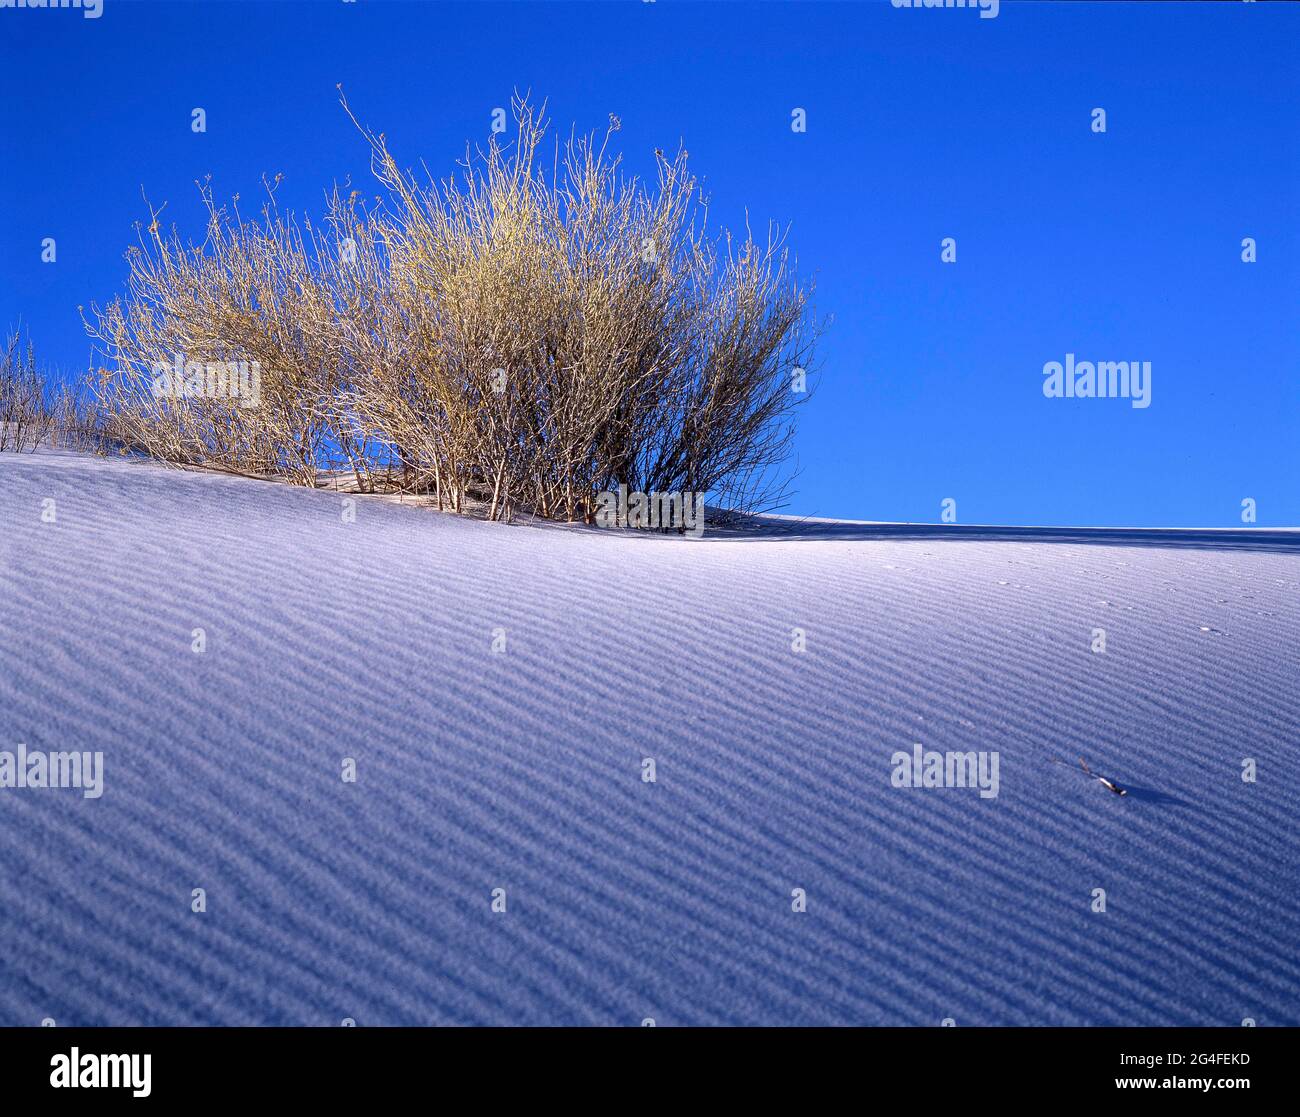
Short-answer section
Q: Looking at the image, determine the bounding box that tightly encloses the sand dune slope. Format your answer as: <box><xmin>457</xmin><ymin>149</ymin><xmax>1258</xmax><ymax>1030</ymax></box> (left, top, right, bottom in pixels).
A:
<box><xmin>0</xmin><ymin>449</ymin><xmax>1297</xmax><ymax>1025</ymax></box>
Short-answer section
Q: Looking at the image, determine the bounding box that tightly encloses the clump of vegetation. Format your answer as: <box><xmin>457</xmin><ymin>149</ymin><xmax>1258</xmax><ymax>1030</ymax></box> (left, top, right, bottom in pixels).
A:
<box><xmin>0</xmin><ymin>329</ymin><xmax>57</xmax><ymax>453</ymax></box>
<box><xmin>81</xmin><ymin>94</ymin><xmax>819</xmax><ymax>520</ymax></box>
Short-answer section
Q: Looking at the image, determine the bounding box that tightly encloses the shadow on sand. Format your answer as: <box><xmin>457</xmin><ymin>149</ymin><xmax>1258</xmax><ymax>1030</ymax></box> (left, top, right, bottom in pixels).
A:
<box><xmin>1120</xmin><ymin>783</ymin><xmax>1196</xmax><ymax>808</ymax></box>
<box><xmin>698</xmin><ymin>516</ymin><xmax>1300</xmax><ymax>555</ymax></box>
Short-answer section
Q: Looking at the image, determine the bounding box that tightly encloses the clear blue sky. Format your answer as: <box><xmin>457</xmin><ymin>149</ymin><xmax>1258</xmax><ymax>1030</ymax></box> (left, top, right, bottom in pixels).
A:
<box><xmin>2</xmin><ymin>0</ymin><xmax>1296</xmax><ymax>526</ymax></box>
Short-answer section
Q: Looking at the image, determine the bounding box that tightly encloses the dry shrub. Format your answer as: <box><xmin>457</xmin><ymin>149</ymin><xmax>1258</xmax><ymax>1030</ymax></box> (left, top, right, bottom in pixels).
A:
<box><xmin>0</xmin><ymin>330</ymin><xmax>57</xmax><ymax>453</ymax></box>
<box><xmin>85</xmin><ymin>94</ymin><xmax>819</xmax><ymax>520</ymax></box>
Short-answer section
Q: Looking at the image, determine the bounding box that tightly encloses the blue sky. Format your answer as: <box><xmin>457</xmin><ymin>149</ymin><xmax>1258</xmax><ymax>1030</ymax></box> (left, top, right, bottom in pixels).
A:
<box><xmin>1</xmin><ymin>0</ymin><xmax>1296</xmax><ymax>526</ymax></box>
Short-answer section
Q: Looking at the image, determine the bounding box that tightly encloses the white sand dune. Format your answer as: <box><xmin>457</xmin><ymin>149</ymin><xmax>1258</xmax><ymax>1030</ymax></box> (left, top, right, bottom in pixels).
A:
<box><xmin>0</xmin><ymin>448</ymin><xmax>1297</xmax><ymax>1025</ymax></box>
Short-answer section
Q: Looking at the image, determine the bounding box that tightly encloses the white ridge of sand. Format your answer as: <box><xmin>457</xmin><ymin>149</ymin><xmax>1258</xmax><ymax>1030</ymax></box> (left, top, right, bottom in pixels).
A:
<box><xmin>0</xmin><ymin>448</ymin><xmax>1297</xmax><ymax>1025</ymax></box>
